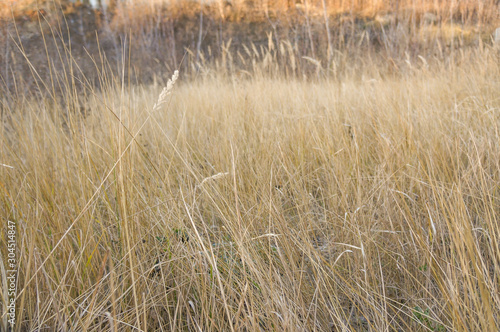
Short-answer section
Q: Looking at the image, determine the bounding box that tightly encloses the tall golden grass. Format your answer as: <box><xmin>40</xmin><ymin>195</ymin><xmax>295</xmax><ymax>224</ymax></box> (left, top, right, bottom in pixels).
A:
<box><xmin>1</xmin><ymin>1</ymin><xmax>500</xmax><ymax>331</ymax></box>
<box><xmin>1</xmin><ymin>43</ymin><xmax>500</xmax><ymax>330</ymax></box>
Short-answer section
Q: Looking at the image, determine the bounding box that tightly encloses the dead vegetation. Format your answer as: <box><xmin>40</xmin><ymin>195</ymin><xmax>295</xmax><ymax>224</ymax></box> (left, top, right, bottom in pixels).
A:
<box><xmin>1</xmin><ymin>0</ymin><xmax>500</xmax><ymax>331</ymax></box>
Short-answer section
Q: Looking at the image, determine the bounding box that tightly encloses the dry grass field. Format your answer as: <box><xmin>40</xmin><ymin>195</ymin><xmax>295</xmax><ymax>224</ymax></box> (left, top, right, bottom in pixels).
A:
<box><xmin>1</xmin><ymin>0</ymin><xmax>500</xmax><ymax>331</ymax></box>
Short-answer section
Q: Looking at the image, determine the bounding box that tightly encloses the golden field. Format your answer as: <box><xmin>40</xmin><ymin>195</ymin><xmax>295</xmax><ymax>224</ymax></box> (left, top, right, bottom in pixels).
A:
<box><xmin>1</xmin><ymin>0</ymin><xmax>500</xmax><ymax>331</ymax></box>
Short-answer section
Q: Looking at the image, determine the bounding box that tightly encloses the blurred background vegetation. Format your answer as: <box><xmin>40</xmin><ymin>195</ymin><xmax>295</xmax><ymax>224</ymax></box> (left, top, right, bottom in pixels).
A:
<box><xmin>1</xmin><ymin>0</ymin><xmax>499</xmax><ymax>98</ymax></box>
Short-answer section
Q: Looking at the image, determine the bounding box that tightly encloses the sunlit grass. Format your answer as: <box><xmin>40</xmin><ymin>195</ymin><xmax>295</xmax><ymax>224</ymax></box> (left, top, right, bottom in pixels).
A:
<box><xmin>0</xmin><ymin>0</ymin><xmax>499</xmax><ymax>329</ymax></box>
<box><xmin>1</xmin><ymin>42</ymin><xmax>499</xmax><ymax>330</ymax></box>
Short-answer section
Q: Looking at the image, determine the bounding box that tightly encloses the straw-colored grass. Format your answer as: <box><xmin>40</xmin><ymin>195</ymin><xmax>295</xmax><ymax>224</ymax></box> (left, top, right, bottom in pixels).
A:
<box><xmin>1</xmin><ymin>39</ymin><xmax>500</xmax><ymax>331</ymax></box>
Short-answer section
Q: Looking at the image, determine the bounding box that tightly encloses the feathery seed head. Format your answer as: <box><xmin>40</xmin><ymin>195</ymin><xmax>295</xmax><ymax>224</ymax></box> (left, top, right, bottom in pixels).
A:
<box><xmin>153</xmin><ymin>70</ymin><xmax>179</xmax><ymax>111</ymax></box>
